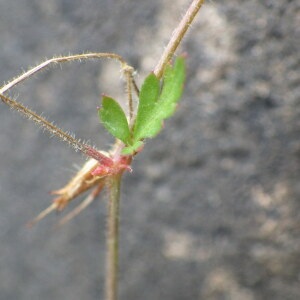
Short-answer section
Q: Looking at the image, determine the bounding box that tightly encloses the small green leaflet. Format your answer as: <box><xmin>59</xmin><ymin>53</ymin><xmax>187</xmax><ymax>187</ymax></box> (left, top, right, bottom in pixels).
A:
<box><xmin>132</xmin><ymin>72</ymin><xmax>161</xmax><ymax>142</ymax></box>
<box><xmin>155</xmin><ymin>55</ymin><xmax>186</xmax><ymax>119</ymax></box>
<box><xmin>98</xmin><ymin>96</ymin><xmax>131</xmax><ymax>145</ymax></box>
<box><xmin>122</xmin><ymin>56</ymin><xmax>186</xmax><ymax>154</ymax></box>
<box><xmin>98</xmin><ymin>56</ymin><xmax>186</xmax><ymax>155</ymax></box>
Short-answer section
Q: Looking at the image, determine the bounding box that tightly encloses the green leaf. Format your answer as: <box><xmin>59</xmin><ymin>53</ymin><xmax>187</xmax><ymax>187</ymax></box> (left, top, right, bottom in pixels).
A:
<box><xmin>97</xmin><ymin>57</ymin><xmax>185</xmax><ymax>155</ymax></box>
<box><xmin>133</xmin><ymin>73</ymin><xmax>160</xmax><ymax>141</ymax></box>
<box><xmin>157</xmin><ymin>56</ymin><xmax>185</xmax><ymax>119</ymax></box>
<box><xmin>121</xmin><ymin>141</ymin><xmax>144</xmax><ymax>155</ymax></box>
<box><xmin>133</xmin><ymin>56</ymin><xmax>185</xmax><ymax>142</ymax></box>
<box><xmin>99</xmin><ymin>96</ymin><xmax>131</xmax><ymax>145</ymax></box>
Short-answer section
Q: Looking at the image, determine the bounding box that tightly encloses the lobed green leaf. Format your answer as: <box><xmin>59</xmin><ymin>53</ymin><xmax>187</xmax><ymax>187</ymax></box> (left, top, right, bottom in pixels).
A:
<box><xmin>98</xmin><ymin>96</ymin><xmax>131</xmax><ymax>145</ymax></box>
<box><xmin>97</xmin><ymin>57</ymin><xmax>185</xmax><ymax>156</ymax></box>
<box><xmin>133</xmin><ymin>56</ymin><xmax>186</xmax><ymax>142</ymax></box>
<box><xmin>133</xmin><ymin>73</ymin><xmax>160</xmax><ymax>141</ymax></box>
<box><xmin>157</xmin><ymin>56</ymin><xmax>185</xmax><ymax>119</ymax></box>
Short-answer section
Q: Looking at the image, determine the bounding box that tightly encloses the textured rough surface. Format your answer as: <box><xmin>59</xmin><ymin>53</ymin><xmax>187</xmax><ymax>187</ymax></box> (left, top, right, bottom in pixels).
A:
<box><xmin>0</xmin><ymin>1</ymin><xmax>299</xmax><ymax>299</ymax></box>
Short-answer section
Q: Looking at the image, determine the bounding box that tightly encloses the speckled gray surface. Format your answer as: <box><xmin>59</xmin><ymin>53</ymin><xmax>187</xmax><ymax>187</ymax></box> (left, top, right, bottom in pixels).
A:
<box><xmin>0</xmin><ymin>0</ymin><xmax>299</xmax><ymax>299</ymax></box>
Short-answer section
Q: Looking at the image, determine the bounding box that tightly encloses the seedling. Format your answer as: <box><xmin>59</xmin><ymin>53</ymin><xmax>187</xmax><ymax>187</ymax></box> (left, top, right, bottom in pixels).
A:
<box><xmin>0</xmin><ymin>1</ymin><xmax>205</xmax><ymax>299</ymax></box>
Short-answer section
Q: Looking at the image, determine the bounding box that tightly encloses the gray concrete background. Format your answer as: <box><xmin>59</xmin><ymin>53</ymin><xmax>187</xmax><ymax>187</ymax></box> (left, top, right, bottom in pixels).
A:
<box><xmin>0</xmin><ymin>0</ymin><xmax>299</xmax><ymax>299</ymax></box>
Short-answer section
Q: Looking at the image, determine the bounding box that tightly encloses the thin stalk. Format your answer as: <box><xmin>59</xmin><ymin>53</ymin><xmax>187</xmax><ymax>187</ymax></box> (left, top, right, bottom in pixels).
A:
<box><xmin>0</xmin><ymin>93</ymin><xmax>112</xmax><ymax>165</ymax></box>
<box><xmin>106</xmin><ymin>174</ymin><xmax>122</xmax><ymax>300</ymax></box>
<box><xmin>0</xmin><ymin>53</ymin><xmax>129</xmax><ymax>94</ymax></box>
<box><xmin>154</xmin><ymin>0</ymin><xmax>205</xmax><ymax>79</ymax></box>
<box><xmin>123</xmin><ymin>67</ymin><xmax>134</xmax><ymax>123</ymax></box>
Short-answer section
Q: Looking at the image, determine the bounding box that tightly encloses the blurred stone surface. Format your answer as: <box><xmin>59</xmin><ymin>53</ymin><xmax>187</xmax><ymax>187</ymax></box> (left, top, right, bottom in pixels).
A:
<box><xmin>0</xmin><ymin>0</ymin><xmax>299</xmax><ymax>299</ymax></box>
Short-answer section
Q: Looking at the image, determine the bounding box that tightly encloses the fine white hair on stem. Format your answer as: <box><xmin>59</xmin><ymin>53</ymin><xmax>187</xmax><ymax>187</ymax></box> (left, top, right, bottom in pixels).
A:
<box><xmin>154</xmin><ymin>0</ymin><xmax>205</xmax><ymax>79</ymax></box>
<box><xmin>0</xmin><ymin>92</ymin><xmax>112</xmax><ymax>165</ymax></box>
<box><xmin>0</xmin><ymin>53</ymin><xmax>138</xmax><ymax>121</ymax></box>
<box><xmin>0</xmin><ymin>53</ymin><xmax>140</xmax><ymax>161</ymax></box>
<box><xmin>0</xmin><ymin>53</ymin><xmax>131</xmax><ymax>94</ymax></box>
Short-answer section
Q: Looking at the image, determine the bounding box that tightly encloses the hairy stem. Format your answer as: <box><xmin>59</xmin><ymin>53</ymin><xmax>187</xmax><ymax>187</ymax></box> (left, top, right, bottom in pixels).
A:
<box><xmin>154</xmin><ymin>0</ymin><xmax>205</xmax><ymax>79</ymax></box>
<box><xmin>123</xmin><ymin>67</ymin><xmax>134</xmax><ymax>123</ymax></box>
<box><xmin>106</xmin><ymin>174</ymin><xmax>122</xmax><ymax>300</ymax></box>
<box><xmin>0</xmin><ymin>93</ymin><xmax>113</xmax><ymax>165</ymax></box>
<box><xmin>0</xmin><ymin>53</ymin><xmax>130</xmax><ymax>94</ymax></box>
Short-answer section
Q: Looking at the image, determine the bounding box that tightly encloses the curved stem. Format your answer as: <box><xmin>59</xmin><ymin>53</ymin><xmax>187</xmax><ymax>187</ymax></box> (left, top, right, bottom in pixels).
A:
<box><xmin>0</xmin><ymin>53</ymin><xmax>129</xmax><ymax>94</ymax></box>
<box><xmin>106</xmin><ymin>174</ymin><xmax>122</xmax><ymax>300</ymax></box>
